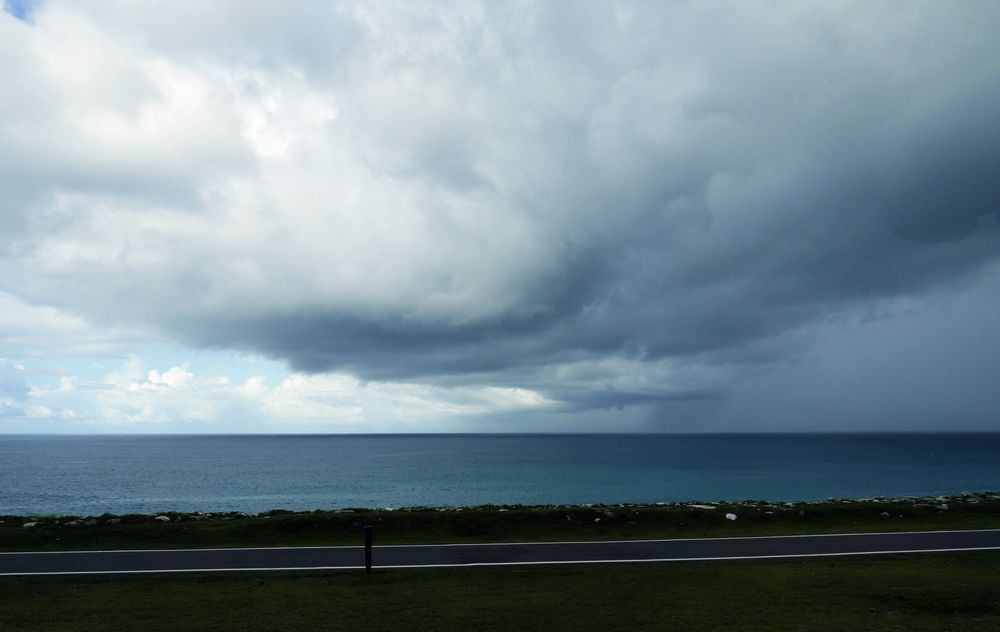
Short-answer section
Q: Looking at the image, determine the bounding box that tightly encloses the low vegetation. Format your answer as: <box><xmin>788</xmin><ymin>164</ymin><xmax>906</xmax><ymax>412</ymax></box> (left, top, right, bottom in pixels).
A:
<box><xmin>3</xmin><ymin>492</ymin><xmax>998</xmax><ymax>551</ymax></box>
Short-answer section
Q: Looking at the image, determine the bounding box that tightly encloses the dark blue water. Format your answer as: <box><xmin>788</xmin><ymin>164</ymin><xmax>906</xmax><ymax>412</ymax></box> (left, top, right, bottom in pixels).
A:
<box><xmin>1</xmin><ymin>434</ymin><xmax>999</xmax><ymax>516</ymax></box>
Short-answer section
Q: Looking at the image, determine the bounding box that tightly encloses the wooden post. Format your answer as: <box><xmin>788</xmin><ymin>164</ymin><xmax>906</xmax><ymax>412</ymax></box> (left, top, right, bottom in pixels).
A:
<box><xmin>364</xmin><ymin>525</ymin><xmax>373</xmax><ymax>574</ymax></box>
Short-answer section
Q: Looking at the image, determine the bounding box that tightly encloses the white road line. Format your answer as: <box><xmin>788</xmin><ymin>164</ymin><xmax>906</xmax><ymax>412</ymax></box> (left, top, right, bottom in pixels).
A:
<box><xmin>2</xmin><ymin>545</ymin><xmax>999</xmax><ymax>576</ymax></box>
<box><xmin>3</xmin><ymin>528</ymin><xmax>999</xmax><ymax>555</ymax></box>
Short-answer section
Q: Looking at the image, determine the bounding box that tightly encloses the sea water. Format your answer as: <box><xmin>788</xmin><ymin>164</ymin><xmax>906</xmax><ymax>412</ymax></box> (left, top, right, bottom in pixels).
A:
<box><xmin>1</xmin><ymin>433</ymin><xmax>999</xmax><ymax>516</ymax></box>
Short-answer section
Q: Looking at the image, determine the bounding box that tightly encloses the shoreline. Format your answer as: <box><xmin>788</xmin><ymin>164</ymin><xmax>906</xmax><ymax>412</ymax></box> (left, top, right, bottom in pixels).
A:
<box><xmin>4</xmin><ymin>490</ymin><xmax>999</xmax><ymax>523</ymax></box>
<box><xmin>0</xmin><ymin>490</ymin><xmax>1000</xmax><ymax>526</ymax></box>
<box><xmin>3</xmin><ymin>492</ymin><xmax>999</xmax><ymax>553</ymax></box>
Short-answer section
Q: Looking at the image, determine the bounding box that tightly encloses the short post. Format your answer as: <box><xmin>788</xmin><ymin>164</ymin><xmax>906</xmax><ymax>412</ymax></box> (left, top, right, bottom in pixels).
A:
<box><xmin>364</xmin><ymin>525</ymin><xmax>373</xmax><ymax>575</ymax></box>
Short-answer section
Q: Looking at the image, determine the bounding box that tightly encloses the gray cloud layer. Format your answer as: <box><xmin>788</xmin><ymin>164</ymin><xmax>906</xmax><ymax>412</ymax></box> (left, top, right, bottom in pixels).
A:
<box><xmin>2</xmin><ymin>1</ymin><xmax>999</xmax><ymax>425</ymax></box>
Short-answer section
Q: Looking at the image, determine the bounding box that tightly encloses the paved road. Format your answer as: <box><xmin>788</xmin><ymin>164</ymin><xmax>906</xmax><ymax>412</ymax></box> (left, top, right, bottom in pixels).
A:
<box><xmin>2</xmin><ymin>529</ymin><xmax>999</xmax><ymax>576</ymax></box>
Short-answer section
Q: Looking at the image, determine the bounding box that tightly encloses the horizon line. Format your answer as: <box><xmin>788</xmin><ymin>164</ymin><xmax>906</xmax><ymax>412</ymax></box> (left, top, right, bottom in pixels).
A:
<box><xmin>3</xmin><ymin>430</ymin><xmax>1000</xmax><ymax>437</ymax></box>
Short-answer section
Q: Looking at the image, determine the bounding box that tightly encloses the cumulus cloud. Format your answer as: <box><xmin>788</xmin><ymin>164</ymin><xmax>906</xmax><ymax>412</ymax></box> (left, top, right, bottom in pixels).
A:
<box><xmin>1</xmin><ymin>1</ymin><xmax>999</xmax><ymax>425</ymax></box>
<box><xmin>15</xmin><ymin>358</ymin><xmax>554</xmax><ymax>432</ymax></box>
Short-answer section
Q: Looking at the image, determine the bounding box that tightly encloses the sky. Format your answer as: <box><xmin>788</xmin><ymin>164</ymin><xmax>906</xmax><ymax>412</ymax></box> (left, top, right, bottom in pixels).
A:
<box><xmin>1</xmin><ymin>0</ymin><xmax>998</xmax><ymax>434</ymax></box>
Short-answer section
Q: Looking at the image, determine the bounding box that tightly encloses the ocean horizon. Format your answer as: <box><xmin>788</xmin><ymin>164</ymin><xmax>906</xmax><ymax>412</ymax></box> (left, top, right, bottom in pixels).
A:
<box><xmin>3</xmin><ymin>433</ymin><xmax>999</xmax><ymax>516</ymax></box>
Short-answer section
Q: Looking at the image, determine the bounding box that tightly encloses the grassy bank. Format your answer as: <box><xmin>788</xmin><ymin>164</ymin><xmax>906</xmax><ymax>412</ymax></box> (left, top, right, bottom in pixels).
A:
<box><xmin>3</xmin><ymin>493</ymin><xmax>999</xmax><ymax>551</ymax></box>
<box><xmin>2</xmin><ymin>553</ymin><xmax>999</xmax><ymax>630</ymax></box>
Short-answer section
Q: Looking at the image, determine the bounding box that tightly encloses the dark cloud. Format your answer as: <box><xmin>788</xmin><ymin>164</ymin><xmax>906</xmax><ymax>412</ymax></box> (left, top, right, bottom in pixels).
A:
<box><xmin>2</xmin><ymin>1</ymin><xmax>1000</xmax><ymax>424</ymax></box>
<box><xmin>703</xmin><ymin>265</ymin><xmax>1000</xmax><ymax>431</ymax></box>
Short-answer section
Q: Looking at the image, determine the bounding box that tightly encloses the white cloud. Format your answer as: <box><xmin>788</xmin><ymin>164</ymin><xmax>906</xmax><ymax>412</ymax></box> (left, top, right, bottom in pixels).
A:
<box><xmin>0</xmin><ymin>291</ymin><xmax>151</xmax><ymax>358</ymax></box>
<box><xmin>8</xmin><ymin>358</ymin><xmax>555</xmax><ymax>432</ymax></box>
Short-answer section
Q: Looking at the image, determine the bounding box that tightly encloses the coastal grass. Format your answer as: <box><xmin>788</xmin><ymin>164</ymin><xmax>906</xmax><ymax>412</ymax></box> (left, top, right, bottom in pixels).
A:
<box><xmin>2</xmin><ymin>552</ymin><xmax>998</xmax><ymax>630</ymax></box>
<box><xmin>2</xmin><ymin>494</ymin><xmax>999</xmax><ymax>552</ymax></box>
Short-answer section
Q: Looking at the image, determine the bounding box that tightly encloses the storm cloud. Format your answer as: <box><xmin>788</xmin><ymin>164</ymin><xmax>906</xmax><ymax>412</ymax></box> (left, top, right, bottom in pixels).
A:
<box><xmin>1</xmin><ymin>1</ymin><xmax>999</xmax><ymax>427</ymax></box>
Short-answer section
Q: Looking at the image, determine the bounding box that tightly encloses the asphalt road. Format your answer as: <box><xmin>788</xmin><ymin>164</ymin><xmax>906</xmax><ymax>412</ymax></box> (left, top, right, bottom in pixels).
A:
<box><xmin>2</xmin><ymin>529</ymin><xmax>999</xmax><ymax>576</ymax></box>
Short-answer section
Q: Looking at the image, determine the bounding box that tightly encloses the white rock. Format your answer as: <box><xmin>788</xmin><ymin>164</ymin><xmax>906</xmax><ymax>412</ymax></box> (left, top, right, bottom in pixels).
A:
<box><xmin>22</xmin><ymin>522</ymin><xmax>39</xmax><ymax>528</ymax></box>
<box><xmin>155</xmin><ymin>515</ymin><xmax>171</xmax><ymax>522</ymax></box>
<box><xmin>725</xmin><ymin>513</ymin><xmax>737</xmax><ymax>521</ymax></box>
<box><xmin>689</xmin><ymin>504</ymin><xmax>717</xmax><ymax>510</ymax></box>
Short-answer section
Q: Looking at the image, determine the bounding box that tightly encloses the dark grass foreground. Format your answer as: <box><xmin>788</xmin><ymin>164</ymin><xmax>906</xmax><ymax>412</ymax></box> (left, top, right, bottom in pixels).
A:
<box><xmin>2</xmin><ymin>553</ymin><xmax>999</xmax><ymax>631</ymax></box>
<box><xmin>2</xmin><ymin>493</ymin><xmax>999</xmax><ymax>552</ymax></box>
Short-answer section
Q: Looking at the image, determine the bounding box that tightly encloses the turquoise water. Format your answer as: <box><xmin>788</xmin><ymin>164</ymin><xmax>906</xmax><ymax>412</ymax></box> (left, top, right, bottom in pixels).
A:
<box><xmin>1</xmin><ymin>434</ymin><xmax>999</xmax><ymax>516</ymax></box>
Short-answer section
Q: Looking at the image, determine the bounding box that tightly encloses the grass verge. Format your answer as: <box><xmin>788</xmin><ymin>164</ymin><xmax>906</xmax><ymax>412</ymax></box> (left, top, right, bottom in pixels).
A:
<box><xmin>1</xmin><ymin>552</ymin><xmax>998</xmax><ymax>631</ymax></box>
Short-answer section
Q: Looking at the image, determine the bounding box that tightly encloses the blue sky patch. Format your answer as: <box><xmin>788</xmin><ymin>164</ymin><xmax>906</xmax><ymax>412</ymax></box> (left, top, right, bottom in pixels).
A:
<box><xmin>3</xmin><ymin>0</ymin><xmax>38</xmax><ymax>22</ymax></box>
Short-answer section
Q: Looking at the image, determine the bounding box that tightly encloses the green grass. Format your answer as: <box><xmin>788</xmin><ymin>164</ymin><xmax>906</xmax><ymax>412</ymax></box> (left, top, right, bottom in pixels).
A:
<box><xmin>3</xmin><ymin>495</ymin><xmax>999</xmax><ymax>552</ymax></box>
<box><xmin>2</xmin><ymin>553</ymin><xmax>998</xmax><ymax>630</ymax></box>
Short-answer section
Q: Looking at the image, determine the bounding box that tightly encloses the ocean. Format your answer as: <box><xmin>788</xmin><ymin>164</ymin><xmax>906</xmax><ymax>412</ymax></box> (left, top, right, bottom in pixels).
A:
<box><xmin>2</xmin><ymin>433</ymin><xmax>999</xmax><ymax>516</ymax></box>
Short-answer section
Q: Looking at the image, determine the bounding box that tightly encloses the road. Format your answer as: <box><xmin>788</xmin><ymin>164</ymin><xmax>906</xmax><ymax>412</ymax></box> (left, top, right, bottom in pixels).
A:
<box><xmin>2</xmin><ymin>529</ymin><xmax>999</xmax><ymax>576</ymax></box>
